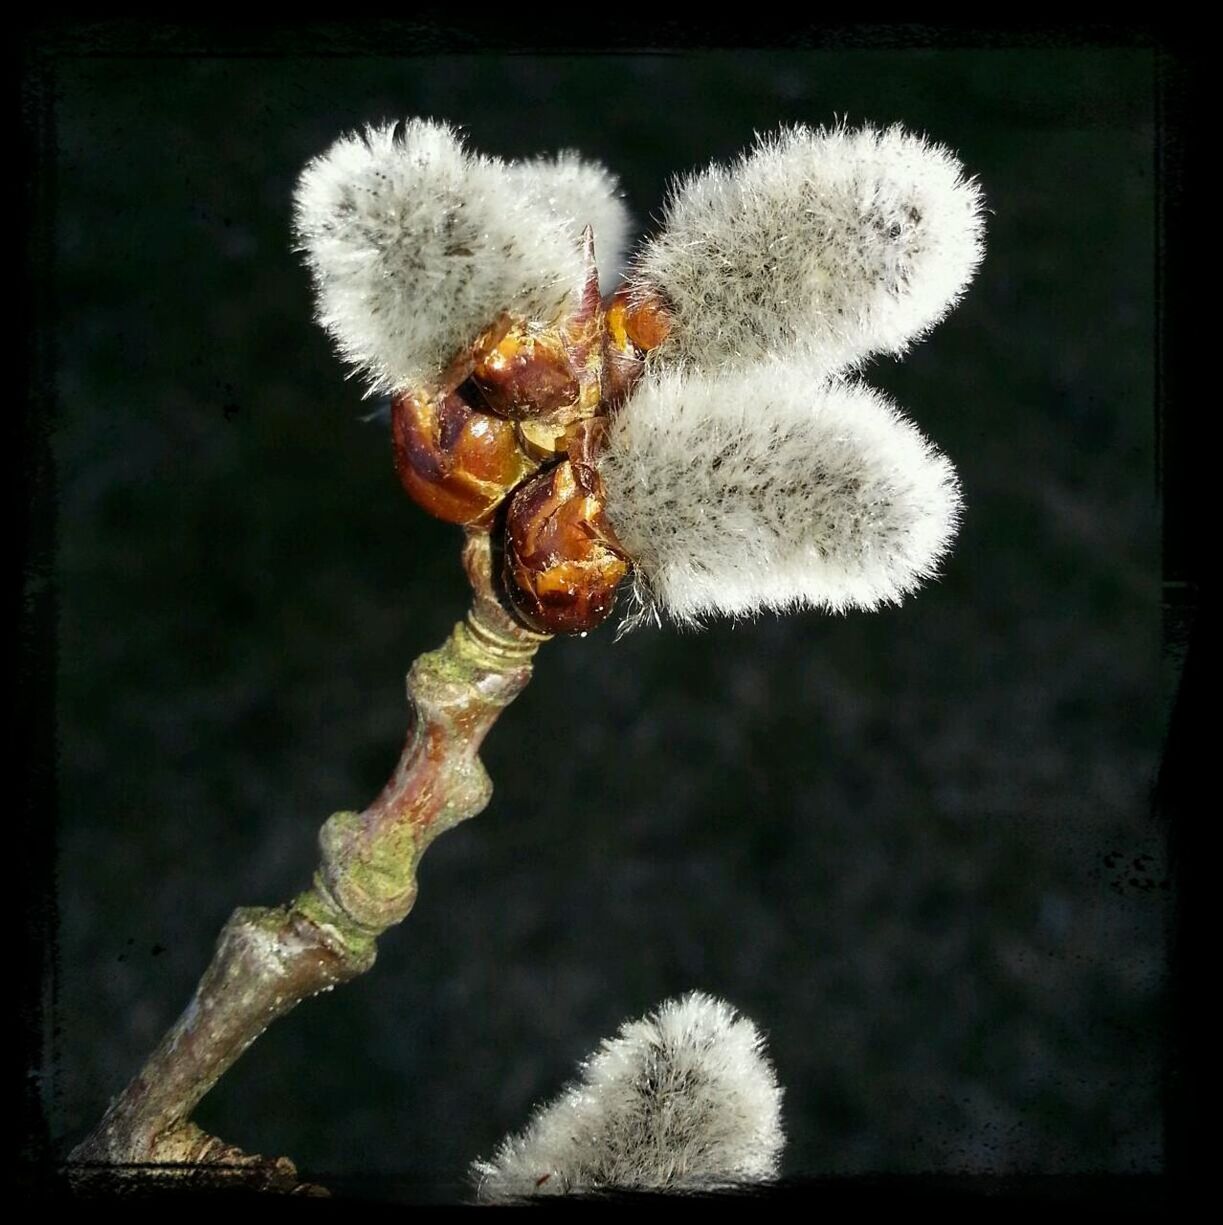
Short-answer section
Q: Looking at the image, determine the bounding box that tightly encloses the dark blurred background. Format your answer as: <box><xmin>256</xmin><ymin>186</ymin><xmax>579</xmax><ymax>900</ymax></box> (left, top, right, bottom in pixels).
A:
<box><xmin>40</xmin><ymin>38</ymin><xmax>1167</xmax><ymax>1197</ymax></box>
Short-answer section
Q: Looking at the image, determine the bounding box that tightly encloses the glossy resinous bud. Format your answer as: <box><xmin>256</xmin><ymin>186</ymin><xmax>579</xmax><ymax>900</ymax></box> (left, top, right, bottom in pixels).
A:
<box><xmin>472</xmin><ymin>228</ymin><xmax>606</xmax><ymax>458</ymax></box>
<box><xmin>391</xmin><ymin>386</ymin><xmax>540</xmax><ymax>527</ymax></box>
<box><xmin>601</xmin><ymin>285</ymin><xmax>672</xmax><ymax>410</ymax></box>
<box><xmin>502</xmin><ymin>422</ymin><xmax>629</xmax><ymax>635</ymax></box>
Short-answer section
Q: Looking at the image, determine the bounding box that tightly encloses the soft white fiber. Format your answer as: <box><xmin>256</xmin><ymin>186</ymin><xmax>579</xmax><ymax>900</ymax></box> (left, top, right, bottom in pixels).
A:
<box><xmin>631</xmin><ymin>122</ymin><xmax>986</xmax><ymax>375</ymax></box>
<box><xmin>597</xmin><ymin>356</ymin><xmax>963</xmax><ymax>630</ymax></box>
<box><xmin>293</xmin><ymin>119</ymin><xmax>626</xmax><ymax>395</ymax></box>
<box><xmin>471</xmin><ymin>992</ymin><xmax>784</xmax><ymax>1200</ymax></box>
<box><xmin>507</xmin><ymin>150</ymin><xmax>631</xmax><ymax>293</ymax></box>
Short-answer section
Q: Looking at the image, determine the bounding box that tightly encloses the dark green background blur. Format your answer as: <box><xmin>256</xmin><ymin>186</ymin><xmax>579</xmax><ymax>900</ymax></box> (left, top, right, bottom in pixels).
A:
<box><xmin>45</xmin><ymin>45</ymin><xmax>1166</xmax><ymax>1194</ymax></box>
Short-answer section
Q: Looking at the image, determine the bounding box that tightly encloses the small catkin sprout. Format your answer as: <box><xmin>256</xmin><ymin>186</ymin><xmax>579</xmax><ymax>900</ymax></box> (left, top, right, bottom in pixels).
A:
<box><xmin>470</xmin><ymin>992</ymin><xmax>785</xmax><ymax>1200</ymax></box>
<box><xmin>597</xmin><ymin>356</ymin><xmax>964</xmax><ymax>630</ymax></box>
<box><xmin>293</xmin><ymin>118</ymin><xmax>629</xmax><ymax>396</ymax></box>
<box><xmin>631</xmin><ymin>121</ymin><xmax>986</xmax><ymax>375</ymax></box>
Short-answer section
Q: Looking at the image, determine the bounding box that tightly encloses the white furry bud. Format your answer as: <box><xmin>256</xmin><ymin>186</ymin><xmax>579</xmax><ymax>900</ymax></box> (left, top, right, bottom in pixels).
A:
<box><xmin>293</xmin><ymin>119</ymin><xmax>623</xmax><ymax>395</ymax></box>
<box><xmin>631</xmin><ymin>122</ymin><xmax>986</xmax><ymax>375</ymax></box>
<box><xmin>508</xmin><ymin>150</ymin><xmax>632</xmax><ymax>294</ymax></box>
<box><xmin>597</xmin><ymin>357</ymin><xmax>963</xmax><ymax>629</ymax></box>
<box><xmin>471</xmin><ymin>992</ymin><xmax>784</xmax><ymax>1200</ymax></box>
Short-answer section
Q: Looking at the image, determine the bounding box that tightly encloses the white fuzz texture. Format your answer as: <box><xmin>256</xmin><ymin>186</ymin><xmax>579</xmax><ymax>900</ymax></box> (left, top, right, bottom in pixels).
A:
<box><xmin>632</xmin><ymin>122</ymin><xmax>985</xmax><ymax>375</ymax></box>
<box><xmin>294</xmin><ymin>119</ymin><xmax>599</xmax><ymax>395</ymax></box>
<box><xmin>471</xmin><ymin>992</ymin><xmax>784</xmax><ymax>1200</ymax></box>
<box><xmin>597</xmin><ymin>357</ymin><xmax>963</xmax><ymax>630</ymax></box>
<box><xmin>507</xmin><ymin>151</ymin><xmax>632</xmax><ymax>293</ymax></box>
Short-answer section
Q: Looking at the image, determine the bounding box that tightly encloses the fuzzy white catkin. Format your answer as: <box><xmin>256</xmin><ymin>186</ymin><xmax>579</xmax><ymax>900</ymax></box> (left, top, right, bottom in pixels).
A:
<box><xmin>293</xmin><ymin>118</ymin><xmax>630</xmax><ymax>396</ymax></box>
<box><xmin>597</xmin><ymin>357</ymin><xmax>963</xmax><ymax>630</ymax></box>
<box><xmin>507</xmin><ymin>150</ymin><xmax>632</xmax><ymax>294</ymax></box>
<box><xmin>471</xmin><ymin>992</ymin><xmax>784</xmax><ymax>1200</ymax></box>
<box><xmin>631</xmin><ymin>122</ymin><xmax>986</xmax><ymax>375</ymax></box>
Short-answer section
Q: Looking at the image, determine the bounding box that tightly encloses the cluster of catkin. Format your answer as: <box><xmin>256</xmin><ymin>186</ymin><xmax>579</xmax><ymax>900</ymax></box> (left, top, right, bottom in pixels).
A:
<box><xmin>291</xmin><ymin>119</ymin><xmax>986</xmax><ymax>1196</ymax></box>
<box><xmin>294</xmin><ymin>118</ymin><xmax>985</xmax><ymax>633</ymax></box>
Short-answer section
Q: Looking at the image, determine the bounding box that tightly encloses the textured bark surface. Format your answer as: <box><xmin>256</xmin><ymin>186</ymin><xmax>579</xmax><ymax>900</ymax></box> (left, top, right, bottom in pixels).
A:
<box><xmin>69</xmin><ymin>531</ymin><xmax>548</xmax><ymax>1189</ymax></box>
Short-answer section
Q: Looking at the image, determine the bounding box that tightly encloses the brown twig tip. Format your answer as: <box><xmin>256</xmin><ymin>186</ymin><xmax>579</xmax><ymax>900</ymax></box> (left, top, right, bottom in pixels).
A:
<box><xmin>71</xmin><ymin>529</ymin><xmax>548</xmax><ymax>1188</ymax></box>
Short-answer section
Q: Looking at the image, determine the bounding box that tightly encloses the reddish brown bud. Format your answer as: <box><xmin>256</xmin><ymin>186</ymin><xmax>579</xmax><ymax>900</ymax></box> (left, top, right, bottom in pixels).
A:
<box><xmin>389</xmin><ymin>240</ymin><xmax>672</xmax><ymax>562</ymax></box>
<box><xmin>472</xmin><ymin>323</ymin><xmax>580</xmax><ymax>421</ymax></box>
<box><xmin>473</xmin><ymin>233</ymin><xmax>607</xmax><ymax>453</ymax></box>
<box><xmin>624</xmin><ymin>290</ymin><xmax>673</xmax><ymax>352</ymax></box>
<box><xmin>601</xmin><ymin>287</ymin><xmax>673</xmax><ymax>409</ymax></box>
<box><xmin>503</xmin><ymin>454</ymin><xmax>630</xmax><ymax>636</ymax></box>
<box><xmin>391</xmin><ymin>388</ymin><xmax>539</xmax><ymax>527</ymax></box>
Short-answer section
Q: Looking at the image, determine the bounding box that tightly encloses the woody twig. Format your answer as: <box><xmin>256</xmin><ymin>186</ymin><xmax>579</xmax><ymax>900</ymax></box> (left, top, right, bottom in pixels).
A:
<box><xmin>69</xmin><ymin>530</ymin><xmax>548</xmax><ymax>1189</ymax></box>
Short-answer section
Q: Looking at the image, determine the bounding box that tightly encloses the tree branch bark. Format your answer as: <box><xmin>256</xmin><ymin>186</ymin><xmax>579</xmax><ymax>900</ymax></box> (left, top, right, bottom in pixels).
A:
<box><xmin>69</xmin><ymin>529</ymin><xmax>549</xmax><ymax>1190</ymax></box>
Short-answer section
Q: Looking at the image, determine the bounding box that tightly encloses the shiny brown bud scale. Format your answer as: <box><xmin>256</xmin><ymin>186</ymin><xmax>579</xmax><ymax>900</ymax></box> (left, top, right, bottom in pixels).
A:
<box><xmin>471</xmin><ymin>323</ymin><xmax>580</xmax><ymax>421</ymax></box>
<box><xmin>503</xmin><ymin>459</ymin><xmax>629</xmax><ymax>636</ymax></box>
<box><xmin>600</xmin><ymin>287</ymin><xmax>673</xmax><ymax>409</ymax></box>
<box><xmin>387</xmin><ymin>233</ymin><xmax>674</xmax><ymax>633</ymax></box>
<box><xmin>391</xmin><ymin>389</ymin><xmax>539</xmax><ymax>526</ymax></box>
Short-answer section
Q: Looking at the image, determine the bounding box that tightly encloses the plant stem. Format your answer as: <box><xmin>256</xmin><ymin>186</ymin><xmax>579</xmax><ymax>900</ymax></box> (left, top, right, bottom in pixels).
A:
<box><xmin>69</xmin><ymin>530</ymin><xmax>549</xmax><ymax>1188</ymax></box>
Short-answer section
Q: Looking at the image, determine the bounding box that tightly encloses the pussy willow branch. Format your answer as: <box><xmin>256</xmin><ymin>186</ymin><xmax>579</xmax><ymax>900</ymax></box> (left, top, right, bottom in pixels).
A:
<box><xmin>69</xmin><ymin>529</ymin><xmax>550</xmax><ymax>1187</ymax></box>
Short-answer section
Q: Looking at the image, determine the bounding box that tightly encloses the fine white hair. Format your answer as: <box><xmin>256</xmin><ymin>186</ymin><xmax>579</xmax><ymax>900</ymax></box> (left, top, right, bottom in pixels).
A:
<box><xmin>471</xmin><ymin>992</ymin><xmax>784</xmax><ymax>1200</ymax></box>
<box><xmin>507</xmin><ymin>150</ymin><xmax>632</xmax><ymax>294</ymax></box>
<box><xmin>597</xmin><ymin>357</ymin><xmax>963</xmax><ymax>631</ymax></box>
<box><xmin>293</xmin><ymin>118</ymin><xmax>628</xmax><ymax>396</ymax></box>
<box><xmin>631</xmin><ymin>121</ymin><xmax>986</xmax><ymax>375</ymax></box>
